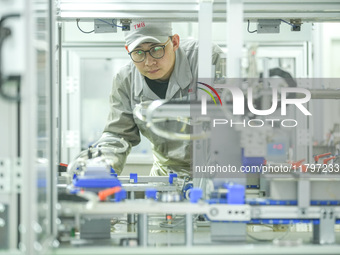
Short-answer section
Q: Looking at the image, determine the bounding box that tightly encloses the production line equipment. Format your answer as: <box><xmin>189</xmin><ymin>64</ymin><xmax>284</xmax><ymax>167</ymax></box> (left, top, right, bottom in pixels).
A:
<box><xmin>57</xmin><ymin>100</ymin><xmax>340</xmax><ymax>248</ymax></box>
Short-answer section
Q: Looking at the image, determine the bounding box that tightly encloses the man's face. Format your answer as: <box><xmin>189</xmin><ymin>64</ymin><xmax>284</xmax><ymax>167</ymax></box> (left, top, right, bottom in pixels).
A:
<box><xmin>129</xmin><ymin>35</ymin><xmax>179</xmax><ymax>81</ymax></box>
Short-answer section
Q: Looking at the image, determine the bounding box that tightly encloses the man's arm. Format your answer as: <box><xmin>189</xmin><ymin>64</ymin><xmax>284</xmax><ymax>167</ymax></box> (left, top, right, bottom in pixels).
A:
<box><xmin>212</xmin><ymin>43</ymin><xmax>225</xmax><ymax>79</ymax></box>
<box><xmin>96</xmin><ymin>70</ymin><xmax>141</xmax><ymax>174</ymax></box>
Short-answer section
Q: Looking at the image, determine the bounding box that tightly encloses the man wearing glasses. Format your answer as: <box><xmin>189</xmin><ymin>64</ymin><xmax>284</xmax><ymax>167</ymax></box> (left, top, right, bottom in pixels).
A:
<box><xmin>99</xmin><ymin>21</ymin><xmax>223</xmax><ymax>176</ymax></box>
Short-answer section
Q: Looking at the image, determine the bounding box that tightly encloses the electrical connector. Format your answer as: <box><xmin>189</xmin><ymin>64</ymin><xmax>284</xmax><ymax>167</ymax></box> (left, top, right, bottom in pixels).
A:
<box><xmin>120</xmin><ymin>19</ymin><xmax>132</xmax><ymax>31</ymax></box>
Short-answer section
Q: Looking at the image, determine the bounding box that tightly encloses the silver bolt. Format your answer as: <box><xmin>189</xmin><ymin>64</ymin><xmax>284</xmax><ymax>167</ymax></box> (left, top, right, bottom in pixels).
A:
<box><xmin>19</xmin><ymin>224</ymin><xmax>26</xmax><ymax>233</ymax></box>
<box><xmin>210</xmin><ymin>208</ymin><xmax>218</xmax><ymax>216</ymax></box>
<box><xmin>34</xmin><ymin>241</ymin><xmax>42</xmax><ymax>251</ymax></box>
<box><xmin>33</xmin><ymin>222</ymin><xmax>42</xmax><ymax>233</ymax></box>
<box><xmin>56</xmin><ymin>218</ymin><xmax>61</xmax><ymax>225</ymax></box>
<box><xmin>51</xmin><ymin>239</ymin><xmax>60</xmax><ymax>248</ymax></box>
<box><xmin>19</xmin><ymin>242</ymin><xmax>26</xmax><ymax>252</ymax></box>
<box><xmin>0</xmin><ymin>218</ymin><xmax>5</xmax><ymax>227</ymax></box>
<box><xmin>55</xmin><ymin>203</ymin><xmax>61</xmax><ymax>210</ymax></box>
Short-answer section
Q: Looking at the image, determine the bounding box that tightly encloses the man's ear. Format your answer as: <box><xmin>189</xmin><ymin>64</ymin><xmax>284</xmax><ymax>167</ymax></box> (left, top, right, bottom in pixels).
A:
<box><xmin>125</xmin><ymin>45</ymin><xmax>129</xmax><ymax>52</ymax></box>
<box><xmin>171</xmin><ymin>34</ymin><xmax>180</xmax><ymax>52</ymax></box>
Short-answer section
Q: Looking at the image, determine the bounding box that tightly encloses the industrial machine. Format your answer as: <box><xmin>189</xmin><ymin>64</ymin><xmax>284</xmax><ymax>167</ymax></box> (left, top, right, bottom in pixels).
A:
<box><xmin>54</xmin><ymin>100</ymin><xmax>340</xmax><ymax>249</ymax></box>
<box><xmin>1</xmin><ymin>1</ymin><xmax>340</xmax><ymax>255</ymax></box>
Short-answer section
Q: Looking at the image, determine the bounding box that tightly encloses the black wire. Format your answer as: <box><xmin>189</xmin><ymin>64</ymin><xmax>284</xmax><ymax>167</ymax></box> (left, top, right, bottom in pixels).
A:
<box><xmin>0</xmin><ymin>14</ymin><xmax>21</xmax><ymax>102</ymax></box>
<box><xmin>0</xmin><ymin>75</ymin><xmax>21</xmax><ymax>102</ymax></box>
<box><xmin>280</xmin><ymin>19</ymin><xmax>297</xmax><ymax>28</ymax></box>
<box><xmin>247</xmin><ymin>20</ymin><xmax>257</xmax><ymax>33</ymax></box>
<box><xmin>76</xmin><ymin>19</ymin><xmax>94</xmax><ymax>34</ymax></box>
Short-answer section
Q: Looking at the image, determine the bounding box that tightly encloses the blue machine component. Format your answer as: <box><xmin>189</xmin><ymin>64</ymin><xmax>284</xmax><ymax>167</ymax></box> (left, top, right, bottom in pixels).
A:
<box><xmin>110</xmin><ymin>166</ymin><xmax>117</xmax><ymax>176</ymax></box>
<box><xmin>183</xmin><ymin>183</ymin><xmax>193</xmax><ymax>199</ymax></box>
<box><xmin>224</xmin><ymin>183</ymin><xmax>245</xmax><ymax>204</ymax></box>
<box><xmin>145</xmin><ymin>188</ymin><xmax>157</xmax><ymax>200</ymax></box>
<box><xmin>246</xmin><ymin>185</ymin><xmax>260</xmax><ymax>189</ymax></box>
<box><xmin>311</xmin><ymin>200</ymin><xmax>340</xmax><ymax>206</ymax></box>
<box><xmin>207</xmin><ymin>198</ymin><xmax>227</xmax><ymax>204</ymax></box>
<box><xmin>114</xmin><ymin>189</ymin><xmax>127</xmax><ymax>202</ymax></box>
<box><xmin>213</xmin><ymin>219</ymin><xmax>340</xmax><ymax>225</ymax></box>
<box><xmin>130</xmin><ymin>173</ymin><xmax>138</xmax><ymax>183</ymax></box>
<box><xmin>246</xmin><ymin>198</ymin><xmax>340</xmax><ymax>206</ymax></box>
<box><xmin>169</xmin><ymin>173</ymin><xmax>177</xmax><ymax>184</ymax></box>
<box><xmin>246</xmin><ymin>199</ymin><xmax>298</xmax><ymax>206</ymax></box>
<box><xmin>73</xmin><ymin>176</ymin><xmax>121</xmax><ymax>188</ymax></box>
<box><xmin>252</xmin><ymin>219</ymin><xmax>317</xmax><ymax>224</ymax></box>
<box><xmin>189</xmin><ymin>188</ymin><xmax>202</xmax><ymax>203</ymax></box>
<box><xmin>207</xmin><ymin>183</ymin><xmax>245</xmax><ymax>204</ymax></box>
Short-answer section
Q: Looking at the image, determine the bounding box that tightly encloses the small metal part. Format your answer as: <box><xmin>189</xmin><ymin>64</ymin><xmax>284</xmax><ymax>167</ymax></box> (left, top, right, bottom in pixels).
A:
<box><xmin>87</xmin><ymin>146</ymin><xmax>93</xmax><ymax>159</ymax></box>
<box><xmin>120</xmin><ymin>19</ymin><xmax>132</xmax><ymax>31</ymax></box>
<box><xmin>160</xmin><ymin>192</ymin><xmax>182</xmax><ymax>202</ymax></box>
<box><xmin>290</xmin><ymin>19</ymin><xmax>302</xmax><ymax>31</ymax></box>
<box><xmin>257</xmin><ymin>19</ymin><xmax>281</xmax><ymax>33</ymax></box>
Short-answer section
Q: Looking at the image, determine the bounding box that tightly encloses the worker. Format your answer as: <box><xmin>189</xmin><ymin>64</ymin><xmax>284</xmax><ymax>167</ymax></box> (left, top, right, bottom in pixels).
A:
<box><xmin>96</xmin><ymin>21</ymin><xmax>223</xmax><ymax>176</ymax></box>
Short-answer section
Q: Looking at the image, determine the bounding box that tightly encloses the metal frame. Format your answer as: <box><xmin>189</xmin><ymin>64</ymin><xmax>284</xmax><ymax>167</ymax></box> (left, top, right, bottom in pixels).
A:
<box><xmin>57</xmin><ymin>0</ymin><xmax>340</xmax><ymax>22</ymax></box>
<box><xmin>53</xmin><ymin>0</ymin><xmax>340</xmax><ymax>253</ymax></box>
<box><xmin>60</xmin><ymin>47</ymin><xmax>129</xmax><ymax>163</ymax></box>
<box><xmin>20</xmin><ymin>0</ymin><xmax>57</xmax><ymax>254</ymax></box>
<box><xmin>21</xmin><ymin>0</ymin><xmax>39</xmax><ymax>252</ymax></box>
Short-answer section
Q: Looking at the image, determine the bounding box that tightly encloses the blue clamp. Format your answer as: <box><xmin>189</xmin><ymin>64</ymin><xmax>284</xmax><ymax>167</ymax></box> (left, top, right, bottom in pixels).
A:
<box><xmin>130</xmin><ymin>173</ymin><xmax>138</xmax><ymax>183</ymax></box>
<box><xmin>115</xmin><ymin>189</ymin><xmax>127</xmax><ymax>202</ymax></box>
<box><xmin>145</xmin><ymin>188</ymin><xmax>157</xmax><ymax>200</ymax></box>
<box><xmin>190</xmin><ymin>188</ymin><xmax>202</xmax><ymax>203</ymax></box>
<box><xmin>224</xmin><ymin>183</ymin><xmax>245</xmax><ymax>204</ymax></box>
<box><xmin>168</xmin><ymin>173</ymin><xmax>177</xmax><ymax>184</ymax></box>
<box><xmin>110</xmin><ymin>166</ymin><xmax>116</xmax><ymax>176</ymax></box>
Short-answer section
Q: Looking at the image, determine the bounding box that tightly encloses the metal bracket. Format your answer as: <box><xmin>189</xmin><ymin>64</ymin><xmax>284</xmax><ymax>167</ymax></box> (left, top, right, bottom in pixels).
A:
<box><xmin>94</xmin><ymin>19</ymin><xmax>117</xmax><ymax>33</ymax></box>
<box><xmin>313</xmin><ymin>208</ymin><xmax>336</xmax><ymax>244</ymax></box>
<box><xmin>0</xmin><ymin>158</ymin><xmax>22</xmax><ymax>193</ymax></box>
<box><xmin>120</xmin><ymin>19</ymin><xmax>131</xmax><ymax>31</ymax></box>
<box><xmin>257</xmin><ymin>19</ymin><xmax>281</xmax><ymax>33</ymax></box>
<box><xmin>66</xmin><ymin>76</ymin><xmax>79</xmax><ymax>94</ymax></box>
<box><xmin>0</xmin><ymin>159</ymin><xmax>11</xmax><ymax>193</ymax></box>
<box><xmin>65</xmin><ymin>130</ymin><xmax>80</xmax><ymax>148</ymax></box>
<box><xmin>12</xmin><ymin>159</ymin><xmax>23</xmax><ymax>193</ymax></box>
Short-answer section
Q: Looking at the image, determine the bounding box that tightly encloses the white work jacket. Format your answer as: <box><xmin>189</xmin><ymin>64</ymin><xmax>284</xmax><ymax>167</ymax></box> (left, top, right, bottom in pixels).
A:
<box><xmin>100</xmin><ymin>39</ymin><xmax>223</xmax><ymax>176</ymax></box>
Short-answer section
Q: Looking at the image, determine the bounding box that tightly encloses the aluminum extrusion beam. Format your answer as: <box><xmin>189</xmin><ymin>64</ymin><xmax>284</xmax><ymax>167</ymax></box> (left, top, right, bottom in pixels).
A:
<box><xmin>122</xmin><ymin>184</ymin><xmax>178</xmax><ymax>192</ymax></box>
<box><xmin>77</xmin><ymin>201</ymin><xmax>340</xmax><ymax>221</ymax></box>
<box><xmin>57</xmin><ymin>0</ymin><xmax>340</xmax><ymax>22</ymax></box>
<box><xmin>251</xmin><ymin>206</ymin><xmax>340</xmax><ymax>219</ymax></box>
<box><xmin>118</xmin><ymin>176</ymin><xmax>174</xmax><ymax>183</ymax></box>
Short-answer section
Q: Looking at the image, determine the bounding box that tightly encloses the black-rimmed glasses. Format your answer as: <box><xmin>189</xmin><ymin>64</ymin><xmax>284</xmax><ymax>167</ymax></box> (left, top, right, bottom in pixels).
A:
<box><xmin>128</xmin><ymin>39</ymin><xmax>171</xmax><ymax>63</ymax></box>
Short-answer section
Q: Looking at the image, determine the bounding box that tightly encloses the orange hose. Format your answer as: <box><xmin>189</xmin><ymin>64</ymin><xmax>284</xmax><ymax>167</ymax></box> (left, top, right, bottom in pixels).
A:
<box><xmin>323</xmin><ymin>156</ymin><xmax>336</xmax><ymax>164</ymax></box>
<box><xmin>314</xmin><ymin>152</ymin><xmax>332</xmax><ymax>163</ymax></box>
<box><xmin>98</xmin><ymin>186</ymin><xmax>122</xmax><ymax>201</ymax></box>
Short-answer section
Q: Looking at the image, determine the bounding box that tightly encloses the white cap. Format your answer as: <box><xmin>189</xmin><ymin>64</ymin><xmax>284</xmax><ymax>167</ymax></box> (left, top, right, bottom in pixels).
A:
<box><xmin>124</xmin><ymin>21</ymin><xmax>172</xmax><ymax>51</ymax></box>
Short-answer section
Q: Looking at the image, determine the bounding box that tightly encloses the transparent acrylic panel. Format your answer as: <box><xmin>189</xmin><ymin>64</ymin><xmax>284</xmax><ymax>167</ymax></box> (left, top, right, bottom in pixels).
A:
<box><xmin>80</xmin><ymin>57</ymin><xmax>153</xmax><ymax>156</ymax></box>
<box><xmin>34</xmin><ymin>1</ymin><xmax>50</xmax><ymax>241</ymax></box>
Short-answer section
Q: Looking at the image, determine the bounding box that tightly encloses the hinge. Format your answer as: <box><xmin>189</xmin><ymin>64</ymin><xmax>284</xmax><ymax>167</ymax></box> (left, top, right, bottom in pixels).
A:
<box><xmin>65</xmin><ymin>130</ymin><xmax>80</xmax><ymax>148</ymax></box>
<box><xmin>66</xmin><ymin>76</ymin><xmax>79</xmax><ymax>94</ymax></box>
